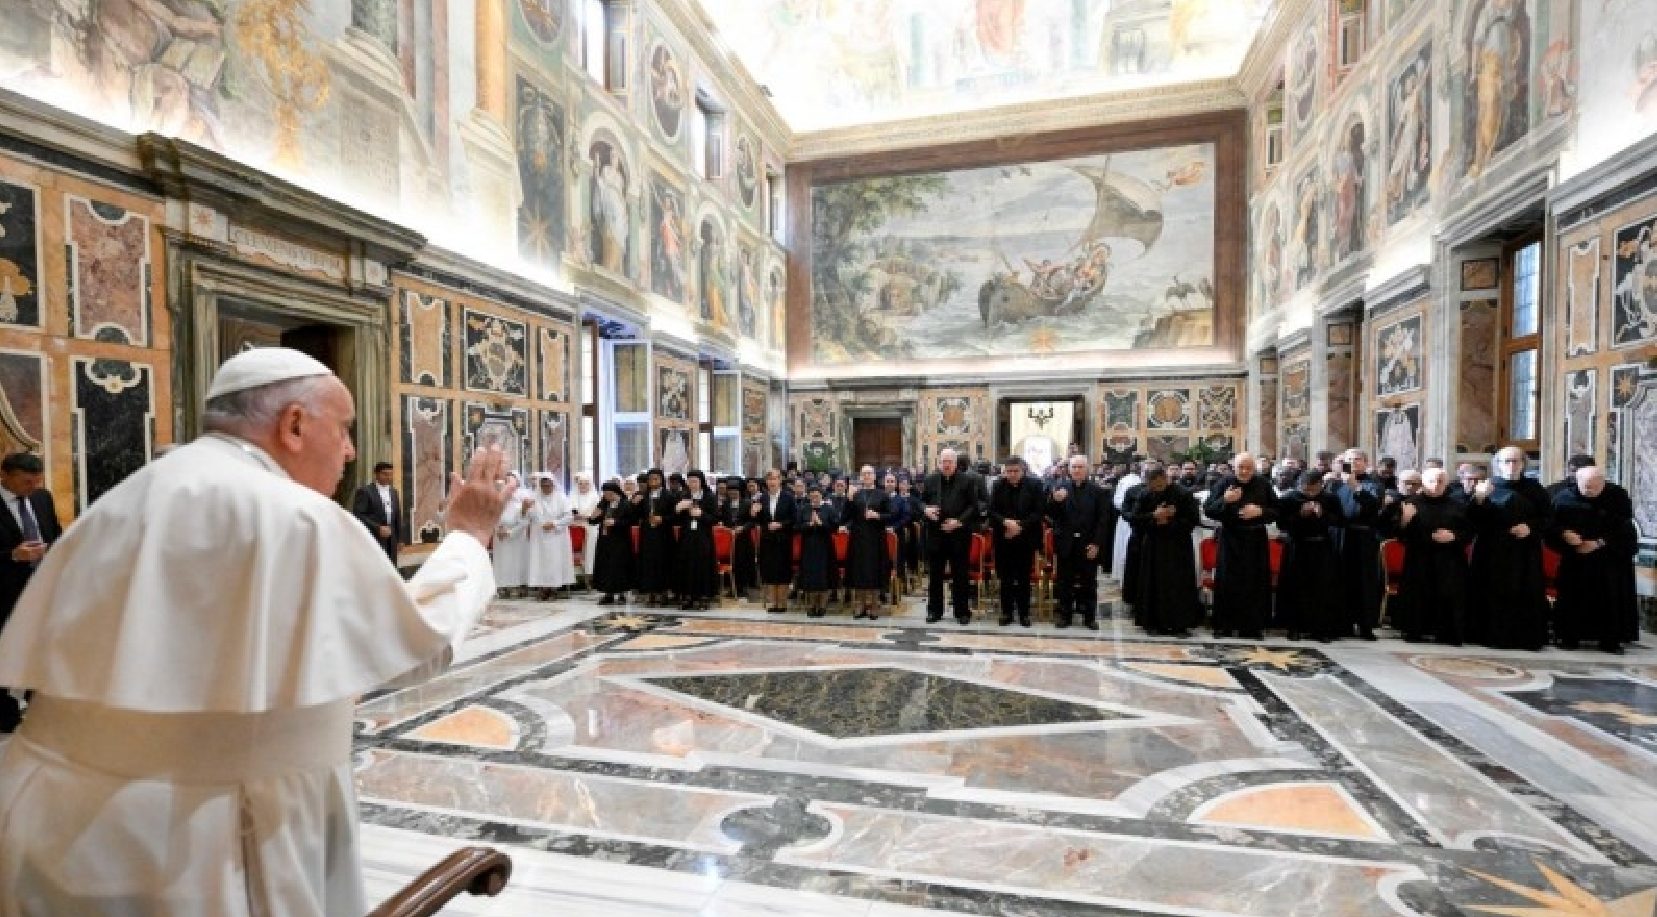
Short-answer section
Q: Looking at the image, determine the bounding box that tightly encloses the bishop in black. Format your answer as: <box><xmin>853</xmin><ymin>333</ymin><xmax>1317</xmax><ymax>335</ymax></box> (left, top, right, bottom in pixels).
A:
<box><xmin>1275</xmin><ymin>471</ymin><xmax>1346</xmax><ymax>642</ymax></box>
<box><xmin>1202</xmin><ymin>454</ymin><xmax>1279</xmax><ymax>639</ymax></box>
<box><xmin>921</xmin><ymin>449</ymin><xmax>987</xmax><ymax>624</ymax></box>
<box><xmin>1125</xmin><ymin>467</ymin><xmax>1201</xmax><ymax>637</ymax></box>
<box><xmin>1548</xmin><ymin>466</ymin><xmax>1639</xmax><ymax>653</ymax></box>
<box><xmin>1391</xmin><ymin>468</ymin><xmax>1472</xmax><ymax>644</ymax></box>
<box><xmin>1466</xmin><ymin>448</ymin><xmax>1553</xmax><ymax>650</ymax></box>
<box><xmin>987</xmin><ymin>457</ymin><xmax>1046</xmax><ymax>627</ymax></box>
<box><xmin>1045</xmin><ymin>455</ymin><xmax>1110</xmax><ymax>630</ymax></box>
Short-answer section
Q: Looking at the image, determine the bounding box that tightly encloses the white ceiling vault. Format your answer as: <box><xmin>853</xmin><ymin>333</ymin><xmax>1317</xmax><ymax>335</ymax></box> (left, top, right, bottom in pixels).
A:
<box><xmin>692</xmin><ymin>0</ymin><xmax>1276</xmax><ymax>134</ymax></box>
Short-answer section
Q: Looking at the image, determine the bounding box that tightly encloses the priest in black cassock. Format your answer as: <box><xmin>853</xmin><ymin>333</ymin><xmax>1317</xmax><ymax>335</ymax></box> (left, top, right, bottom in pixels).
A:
<box><xmin>1327</xmin><ymin>450</ymin><xmax>1385</xmax><ymax>640</ymax></box>
<box><xmin>1548</xmin><ymin>466</ymin><xmax>1639</xmax><ymax>653</ymax></box>
<box><xmin>842</xmin><ymin>465</ymin><xmax>897</xmax><ymax>620</ymax></box>
<box><xmin>921</xmin><ymin>449</ymin><xmax>987</xmax><ymax>625</ymax></box>
<box><xmin>1117</xmin><ymin>468</ymin><xmax>1151</xmax><ymax>627</ymax></box>
<box><xmin>674</xmin><ymin>470</ymin><xmax>720</xmax><ymax>611</ymax></box>
<box><xmin>1202</xmin><ymin>453</ymin><xmax>1278</xmax><ymax>640</ymax></box>
<box><xmin>1045</xmin><ymin>454</ymin><xmax>1110</xmax><ymax>630</ymax></box>
<box><xmin>987</xmin><ymin>457</ymin><xmax>1045</xmax><ymax>627</ymax></box>
<box><xmin>1393</xmin><ymin>468</ymin><xmax>1472</xmax><ymax>644</ymax></box>
<box><xmin>1125</xmin><ymin>466</ymin><xmax>1202</xmax><ymax>637</ymax></box>
<box><xmin>1467</xmin><ymin>447</ymin><xmax>1553</xmax><ymax>650</ymax></box>
<box><xmin>1275</xmin><ymin>471</ymin><xmax>1346</xmax><ymax>642</ymax></box>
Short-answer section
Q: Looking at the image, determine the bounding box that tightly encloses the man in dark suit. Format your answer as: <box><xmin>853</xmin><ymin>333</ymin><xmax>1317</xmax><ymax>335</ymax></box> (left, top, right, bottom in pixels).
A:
<box><xmin>353</xmin><ymin>461</ymin><xmax>402</xmax><ymax>567</ymax></box>
<box><xmin>921</xmin><ymin>448</ymin><xmax>986</xmax><ymax>625</ymax></box>
<box><xmin>1046</xmin><ymin>454</ymin><xmax>1111</xmax><ymax>629</ymax></box>
<box><xmin>987</xmin><ymin>457</ymin><xmax>1045</xmax><ymax>627</ymax></box>
<box><xmin>0</xmin><ymin>452</ymin><xmax>60</xmax><ymax>732</ymax></box>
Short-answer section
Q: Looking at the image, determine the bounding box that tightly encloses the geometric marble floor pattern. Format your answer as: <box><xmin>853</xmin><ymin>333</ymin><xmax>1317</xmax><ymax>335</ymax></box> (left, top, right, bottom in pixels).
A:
<box><xmin>356</xmin><ymin>595</ymin><xmax>1657</xmax><ymax>916</ymax></box>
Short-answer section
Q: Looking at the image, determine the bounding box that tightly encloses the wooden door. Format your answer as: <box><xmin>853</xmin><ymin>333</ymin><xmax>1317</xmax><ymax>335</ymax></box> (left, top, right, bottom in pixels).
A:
<box><xmin>854</xmin><ymin>418</ymin><xmax>903</xmax><ymax>469</ymax></box>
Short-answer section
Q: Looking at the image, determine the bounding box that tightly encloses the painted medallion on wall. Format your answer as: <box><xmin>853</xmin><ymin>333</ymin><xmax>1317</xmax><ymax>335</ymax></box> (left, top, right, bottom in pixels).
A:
<box><xmin>935</xmin><ymin>397</ymin><xmax>972</xmax><ymax>437</ymax></box>
<box><xmin>517</xmin><ymin>0</ymin><xmax>563</xmax><ymax>44</ymax></box>
<box><xmin>0</xmin><ymin>179</ymin><xmax>41</xmax><ymax>328</ymax></box>
<box><xmin>735</xmin><ymin>135</ymin><xmax>759</xmax><ymax>211</ymax></box>
<box><xmin>1376</xmin><ymin>315</ymin><xmax>1423</xmax><ymax>396</ymax></box>
<box><xmin>1288</xmin><ymin>22</ymin><xmax>1320</xmax><ymax>134</ymax></box>
<box><xmin>658</xmin><ymin>364</ymin><xmax>690</xmax><ymax>421</ymax></box>
<box><xmin>1146</xmin><ymin>389</ymin><xmax>1190</xmax><ymax>429</ymax></box>
<box><xmin>648</xmin><ymin>173</ymin><xmax>688</xmax><ymax>303</ymax></box>
<box><xmin>1456</xmin><ymin>0</ymin><xmax>1531</xmax><ymax>179</ymax></box>
<box><xmin>699</xmin><ymin>217</ymin><xmax>729</xmax><ymax>330</ymax></box>
<box><xmin>808</xmin><ymin>142</ymin><xmax>1218</xmax><ymax>363</ymax></box>
<box><xmin>463</xmin><ymin>310</ymin><xmax>528</xmax><ymax>395</ymax></box>
<box><xmin>1613</xmin><ymin>215</ymin><xmax>1657</xmax><ymax>347</ymax></box>
<box><xmin>648</xmin><ymin>42</ymin><xmax>686</xmax><ymax>142</ymax></box>
<box><xmin>587</xmin><ymin>133</ymin><xmax>631</xmax><ymax>276</ymax></box>
<box><xmin>516</xmin><ymin>79</ymin><xmax>567</xmax><ymax>269</ymax></box>
<box><xmin>1386</xmin><ymin>44</ymin><xmax>1433</xmax><ymax>224</ymax></box>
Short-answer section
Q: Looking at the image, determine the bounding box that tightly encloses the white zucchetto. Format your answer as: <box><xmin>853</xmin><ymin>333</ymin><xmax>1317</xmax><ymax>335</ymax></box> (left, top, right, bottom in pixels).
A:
<box><xmin>207</xmin><ymin>346</ymin><xmax>334</xmax><ymax>400</ymax></box>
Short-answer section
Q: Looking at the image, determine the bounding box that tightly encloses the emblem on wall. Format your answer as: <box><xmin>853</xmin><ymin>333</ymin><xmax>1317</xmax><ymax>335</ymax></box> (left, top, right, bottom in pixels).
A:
<box><xmin>0</xmin><ymin>179</ymin><xmax>41</xmax><ymax>327</ymax></box>
<box><xmin>1613</xmin><ymin>215</ymin><xmax>1657</xmax><ymax>347</ymax></box>
<box><xmin>1375</xmin><ymin>315</ymin><xmax>1423</xmax><ymax>396</ymax></box>
<box><xmin>463</xmin><ymin>310</ymin><xmax>528</xmax><ymax>395</ymax></box>
<box><xmin>1147</xmin><ymin>389</ymin><xmax>1190</xmax><ymax>429</ymax></box>
<box><xmin>936</xmin><ymin>397</ymin><xmax>972</xmax><ymax>436</ymax></box>
<box><xmin>658</xmin><ymin>365</ymin><xmax>690</xmax><ymax>420</ymax></box>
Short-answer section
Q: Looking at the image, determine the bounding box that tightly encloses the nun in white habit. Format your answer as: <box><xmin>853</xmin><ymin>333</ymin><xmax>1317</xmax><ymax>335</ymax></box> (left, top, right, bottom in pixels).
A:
<box><xmin>0</xmin><ymin>347</ymin><xmax>506</xmax><ymax>917</ymax></box>
<box><xmin>569</xmin><ymin>471</ymin><xmax>601</xmax><ymax>576</ymax></box>
<box><xmin>492</xmin><ymin>471</ymin><xmax>533</xmax><ymax>594</ymax></box>
<box><xmin>1110</xmin><ymin>469</ymin><xmax>1142</xmax><ymax>583</ymax></box>
<box><xmin>526</xmin><ymin>473</ymin><xmax>576</xmax><ymax>594</ymax></box>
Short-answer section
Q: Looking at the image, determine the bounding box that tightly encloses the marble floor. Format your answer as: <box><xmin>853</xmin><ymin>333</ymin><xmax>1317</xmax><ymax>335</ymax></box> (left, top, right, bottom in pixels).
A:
<box><xmin>357</xmin><ymin>590</ymin><xmax>1657</xmax><ymax>916</ymax></box>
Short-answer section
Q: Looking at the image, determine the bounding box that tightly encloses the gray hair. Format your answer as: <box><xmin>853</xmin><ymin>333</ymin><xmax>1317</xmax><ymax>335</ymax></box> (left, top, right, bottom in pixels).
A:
<box><xmin>201</xmin><ymin>375</ymin><xmax>334</xmax><ymax>438</ymax></box>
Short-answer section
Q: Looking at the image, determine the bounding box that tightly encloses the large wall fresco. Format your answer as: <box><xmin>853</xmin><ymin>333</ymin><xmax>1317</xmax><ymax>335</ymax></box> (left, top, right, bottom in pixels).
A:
<box><xmin>0</xmin><ymin>0</ymin><xmax>788</xmax><ymax>360</ymax></box>
<box><xmin>809</xmin><ymin>142</ymin><xmax>1219</xmax><ymax>364</ymax></box>
<box><xmin>695</xmin><ymin>0</ymin><xmax>1274</xmax><ymax>131</ymax></box>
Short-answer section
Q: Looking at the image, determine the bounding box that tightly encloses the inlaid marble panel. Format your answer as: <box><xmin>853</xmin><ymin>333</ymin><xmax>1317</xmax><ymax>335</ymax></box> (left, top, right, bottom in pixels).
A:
<box><xmin>463</xmin><ymin>402</ymin><xmax>530</xmax><ymax>480</ymax></box>
<box><xmin>1280</xmin><ymin>359</ymin><xmax>1311</xmax><ymax>420</ymax></box>
<box><xmin>401</xmin><ymin>395</ymin><xmax>450</xmax><ymax>545</ymax></box>
<box><xmin>462</xmin><ymin>309</ymin><xmax>528</xmax><ymax>395</ymax></box>
<box><xmin>71</xmin><ymin>357</ymin><xmax>152</xmax><ymax>510</ymax></box>
<box><xmin>66</xmin><ymin>196</ymin><xmax>150</xmax><ymax>345</ymax></box>
<box><xmin>0</xmin><ymin>178</ymin><xmax>41</xmax><ymax>327</ymax></box>
<box><xmin>1457</xmin><ymin>298</ymin><xmax>1499</xmax><ymax>455</ymax></box>
<box><xmin>1197</xmin><ymin>384</ymin><xmax>1237</xmax><ymax>430</ymax></box>
<box><xmin>399</xmin><ymin>290</ymin><xmax>450</xmax><ymax>387</ymax></box>
<box><xmin>1326</xmin><ymin>351</ymin><xmax>1354</xmax><ymax>452</ymax></box>
<box><xmin>1566</xmin><ymin>369</ymin><xmax>1597</xmax><ymax>460</ymax></box>
<box><xmin>1375</xmin><ymin>404</ymin><xmax>1420</xmax><ymax>474</ymax></box>
<box><xmin>537</xmin><ymin>326</ymin><xmax>569</xmax><ymax>402</ymax></box>
<box><xmin>1146</xmin><ymin>388</ymin><xmax>1190</xmax><ymax>429</ymax></box>
<box><xmin>1566</xmin><ymin>238</ymin><xmax>1601</xmax><ymax>357</ymax></box>
<box><xmin>657</xmin><ymin>364</ymin><xmax>690</xmax><ymax>421</ymax></box>
<box><xmin>1375</xmin><ymin>314</ymin><xmax>1422</xmax><ymax>396</ymax></box>
<box><xmin>538</xmin><ymin>409</ymin><xmax>567</xmax><ymax>482</ymax></box>
<box><xmin>1613</xmin><ymin>215</ymin><xmax>1657</xmax><ymax>347</ymax></box>
<box><xmin>0</xmin><ymin>349</ymin><xmax>46</xmax><ymax>457</ymax></box>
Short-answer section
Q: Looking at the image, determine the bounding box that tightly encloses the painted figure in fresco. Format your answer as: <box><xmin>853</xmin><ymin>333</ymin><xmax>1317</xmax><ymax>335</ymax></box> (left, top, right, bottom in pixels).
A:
<box><xmin>650</xmin><ymin>182</ymin><xmax>686</xmax><ymax>301</ymax></box>
<box><xmin>649</xmin><ymin>45</ymin><xmax>685</xmax><ymax>138</ymax></box>
<box><xmin>1464</xmin><ymin>0</ymin><xmax>1531</xmax><ymax>175</ymax></box>
<box><xmin>738</xmin><ymin>247</ymin><xmax>759</xmax><ymax>338</ymax></box>
<box><xmin>1332</xmin><ymin>119</ymin><xmax>1367</xmax><ymax>260</ymax></box>
<box><xmin>1290</xmin><ymin>173</ymin><xmax>1319</xmax><ymax>289</ymax></box>
<box><xmin>588</xmin><ymin>144</ymin><xmax>629</xmax><ymax>273</ymax></box>
<box><xmin>700</xmin><ymin>221</ymin><xmax>728</xmax><ymax>329</ymax></box>
<box><xmin>767</xmin><ymin>267</ymin><xmax>785</xmax><ymax>350</ymax></box>
<box><xmin>1387</xmin><ymin>56</ymin><xmax>1431</xmax><ymax>218</ymax></box>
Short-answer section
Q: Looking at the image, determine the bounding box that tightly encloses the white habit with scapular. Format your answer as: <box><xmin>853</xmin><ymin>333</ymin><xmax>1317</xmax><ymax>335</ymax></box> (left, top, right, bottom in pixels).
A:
<box><xmin>1110</xmin><ymin>472</ymin><xmax>1141</xmax><ymax>583</ymax></box>
<box><xmin>0</xmin><ymin>433</ymin><xmax>496</xmax><ymax>917</ymax></box>
<box><xmin>493</xmin><ymin>476</ymin><xmax>533</xmax><ymax>588</ymax></box>
<box><xmin>525</xmin><ymin>476</ymin><xmax>576</xmax><ymax>588</ymax></box>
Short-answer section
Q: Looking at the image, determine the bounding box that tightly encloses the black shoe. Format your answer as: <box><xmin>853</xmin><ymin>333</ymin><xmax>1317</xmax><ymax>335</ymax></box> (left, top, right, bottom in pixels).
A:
<box><xmin>768</xmin><ymin>605</ymin><xmax>786</xmax><ymax>614</ymax></box>
<box><xmin>1601</xmin><ymin>642</ymin><xmax>1625</xmax><ymax>655</ymax></box>
<box><xmin>1055</xmin><ymin>619</ymin><xmax>1071</xmax><ymax>629</ymax></box>
<box><xmin>1560</xmin><ymin>640</ymin><xmax>1581</xmax><ymax>651</ymax></box>
<box><xmin>1083</xmin><ymin>619</ymin><xmax>1099</xmax><ymax>631</ymax></box>
<box><xmin>925</xmin><ymin>613</ymin><xmax>943</xmax><ymax>623</ymax></box>
<box><xmin>1241</xmin><ymin>631</ymin><xmax>1265</xmax><ymax>641</ymax></box>
<box><xmin>597</xmin><ymin>595</ymin><xmax>615</xmax><ymax>606</ymax></box>
<box><xmin>1019</xmin><ymin>617</ymin><xmax>1032</xmax><ymax>627</ymax></box>
<box><xmin>1171</xmin><ymin>629</ymin><xmax>1190</xmax><ymax>639</ymax></box>
<box><xmin>956</xmin><ymin>614</ymin><xmax>972</xmax><ymax>626</ymax></box>
<box><xmin>998</xmin><ymin>616</ymin><xmax>1013</xmax><ymax>627</ymax></box>
<box><xmin>808</xmin><ymin>609</ymin><xmax>826</xmax><ymax>618</ymax></box>
<box><xmin>1359</xmin><ymin>630</ymin><xmax>1378</xmax><ymax>642</ymax></box>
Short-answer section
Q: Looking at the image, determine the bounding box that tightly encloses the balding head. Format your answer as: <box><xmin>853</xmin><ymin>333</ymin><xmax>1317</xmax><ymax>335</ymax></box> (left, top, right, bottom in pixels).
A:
<box><xmin>938</xmin><ymin>449</ymin><xmax>958</xmax><ymax>475</ymax></box>
<box><xmin>1576</xmin><ymin>465</ymin><xmax>1606</xmax><ymax>498</ymax></box>
<box><xmin>1421</xmin><ymin>467</ymin><xmax>1448</xmax><ymax>496</ymax></box>
<box><xmin>1233</xmin><ymin>452</ymin><xmax>1257</xmax><ymax>482</ymax></box>
<box><xmin>1493</xmin><ymin>446</ymin><xmax>1527</xmax><ymax>481</ymax></box>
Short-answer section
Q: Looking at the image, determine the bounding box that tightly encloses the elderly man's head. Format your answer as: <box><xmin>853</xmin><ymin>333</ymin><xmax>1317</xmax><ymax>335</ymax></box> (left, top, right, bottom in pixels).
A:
<box><xmin>1399</xmin><ymin>469</ymin><xmax>1424</xmax><ymax>494</ymax></box>
<box><xmin>1068</xmin><ymin>454</ymin><xmax>1090</xmax><ymax>483</ymax></box>
<box><xmin>1576</xmin><ymin>465</ymin><xmax>1606</xmax><ymax>498</ymax></box>
<box><xmin>202</xmin><ymin>371</ymin><xmax>357</xmax><ymax>496</ymax></box>
<box><xmin>1421</xmin><ymin>467</ymin><xmax>1448</xmax><ymax>496</ymax></box>
<box><xmin>1233</xmin><ymin>452</ymin><xmax>1257</xmax><ymax>482</ymax></box>
<box><xmin>1493</xmin><ymin>446</ymin><xmax>1527</xmax><ymax>481</ymax></box>
<box><xmin>938</xmin><ymin>448</ymin><xmax>958</xmax><ymax>475</ymax></box>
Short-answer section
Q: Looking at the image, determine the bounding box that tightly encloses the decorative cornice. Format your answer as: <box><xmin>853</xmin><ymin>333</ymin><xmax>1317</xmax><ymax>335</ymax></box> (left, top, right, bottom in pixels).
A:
<box><xmin>1435</xmin><ymin>161</ymin><xmax>1553</xmax><ymax>248</ymax></box>
<box><xmin>1551</xmin><ymin>130</ymin><xmax>1657</xmax><ymax>226</ymax></box>
<box><xmin>787</xmin><ymin>80</ymin><xmax>1246</xmax><ymax>162</ymax></box>
<box><xmin>577</xmin><ymin>289</ymin><xmax>653</xmax><ymax>333</ymax></box>
<box><xmin>405</xmin><ymin>246</ymin><xmax>579</xmax><ymax>322</ymax></box>
<box><xmin>0</xmin><ymin>87</ymin><xmax>153</xmax><ymax>191</ymax></box>
<box><xmin>138</xmin><ymin>134</ymin><xmax>425</xmax><ymax>265</ymax></box>
<box><xmin>1365</xmin><ymin>264</ymin><xmax>1432</xmax><ymax>316</ymax></box>
<box><xmin>787</xmin><ymin>363</ymin><xmax>1247</xmax><ymax>392</ymax></box>
<box><xmin>655</xmin><ymin>0</ymin><xmax>792</xmax><ymax>152</ymax></box>
<box><xmin>1236</xmin><ymin>0</ymin><xmax>1315</xmax><ymax>99</ymax></box>
<box><xmin>1317</xmin><ymin>276</ymin><xmax>1367</xmax><ymax>318</ymax></box>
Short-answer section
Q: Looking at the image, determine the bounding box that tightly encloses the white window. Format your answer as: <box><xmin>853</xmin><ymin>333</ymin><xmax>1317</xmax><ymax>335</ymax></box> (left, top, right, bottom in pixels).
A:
<box><xmin>693</xmin><ymin>92</ymin><xmax>724</xmax><ymax>180</ymax></box>
<box><xmin>582</xmin><ymin>0</ymin><xmax>626</xmax><ymax>91</ymax></box>
<box><xmin>712</xmin><ymin>370</ymin><xmax>739</xmax><ymax>475</ymax></box>
<box><xmin>766</xmin><ymin>169</ymin><xmax>785</xmax><ymax>244</ymax></box>
<box><xmin>602</xmin><ymin>339</ymin><xmax>651</xmax><ymax>479</ymax></box>
<box><xmin>1337</xmin><ymin>2</ymin><xmax>1366</xmax><ymax>70</ymax></box>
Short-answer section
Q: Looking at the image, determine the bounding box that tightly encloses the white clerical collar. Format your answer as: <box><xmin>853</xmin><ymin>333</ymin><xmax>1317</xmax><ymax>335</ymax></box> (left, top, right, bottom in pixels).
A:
<box><xmin>204</xmin><ymin>433</ymin><xmax>288</xmax><ymax>479</ymax></box>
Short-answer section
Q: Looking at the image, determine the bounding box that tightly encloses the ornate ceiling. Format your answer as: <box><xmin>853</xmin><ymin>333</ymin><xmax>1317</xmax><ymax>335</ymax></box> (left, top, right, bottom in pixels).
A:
<box><xmin>692</xmin><ymin>0</ymin><xmax>1275</xmax><ymax>133</ymax></box>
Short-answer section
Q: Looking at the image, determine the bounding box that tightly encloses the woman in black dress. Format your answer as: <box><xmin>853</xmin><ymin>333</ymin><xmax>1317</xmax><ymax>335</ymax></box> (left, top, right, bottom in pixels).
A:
<box><xmin>753</xmin><ymin>468</ymin><xmax>796</xmax><ymax>613</ymax></box>
<box><xmin>588</xmin><ymin>481</ymin><xmax>633</xmax><ymax>604</ymax></box>
<box><xmin>796</xmin><ymin>485</ymin><xmax>838</xmax><ymax>617</ymax></box>
<box><xmin>632</xmin><ymin>468</ymin><xmax>676</xmax><ymax>605</ymax></box>
<box><xmin>722</xmin><ymin>476</ymin><xmax>756</xmax><ymax>596</ymax></box>
<box><xmin>675</xmin><ymin>470</ymin><xmax>720</xmax><ymax>610</ymax></box>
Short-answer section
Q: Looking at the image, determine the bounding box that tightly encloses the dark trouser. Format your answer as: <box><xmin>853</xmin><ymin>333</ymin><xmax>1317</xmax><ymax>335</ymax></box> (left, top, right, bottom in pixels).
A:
<box><xmin>997</xmin><ymin>539</ymin><xmax>1035</xmax><ymax>621</ymax></box>
<box><xmin>926</xmin><ymin>530</ymin><xmax>973</xmax><ymax>620</ymax></box>
<box><xmin>1054</xmin><ymin>553</ymin><xmax>1099</xmax><ymax>624</ymax></box>
<box><xmin>379</xmin><ymin>537</ymin><xmax>399</xmax><ymax>569</ymax></box>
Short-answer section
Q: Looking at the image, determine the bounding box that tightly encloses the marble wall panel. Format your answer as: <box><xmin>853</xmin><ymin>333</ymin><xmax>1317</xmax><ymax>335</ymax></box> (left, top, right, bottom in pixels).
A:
<box><xmin>657</xmin><ymin>363</ymin><xmax>690</xmax><ymax>421</ymax></box>
<box><xmin>1631</xmin><ymin>380</ymin><xmax>1657</xmax><ymax>542</ymax></box>
<box><xmin>1280</xmin><ymin>358</ymin><xmax>1310</xmax><ymax>422</ymax></box>
<box><xmin>1326</xmin><ymin>350</ymin><xmax>1354</xmax><ymax>453</ymax></box>
<box><xmin>464</xmin><ymin>402</ymin><xmax>531</xmax><ymax>477</ymax></box>
<box><xmin>1375</xmin><ymin>314</ymin><xmax>1422</xmax><ymax>396</ymax></box>
<box><xmin>1375</xmin><ymin>403</ymin><xmax>1421</xmax><ymax>473</ymax></box>
<box><xmin>1612</xmin><ymin>214</ymin><xmax>1657</xmax><ymax>348</ymax></box>
<box><xmin>1258</xmin><ymin>376</ymin><xmax>1278</xmax><ymax>458</ymax></box>
<box><xmin>540</xmin><ymin>409</ymin><xmax>569</xmax><ymax>483</ymax></box>
<box><xmin>0</xmin><ymin>350</ymin><xmax>46</xmax><ymax>458</ymax></box>
<box><xmin>538</xmin><ymin>326</ymin><xmax>570</xmax><ymax>402</ymax></box>
<box><xmin>399</xmin><ymin>290</ymin><xmax>451</xmax><ymax>387</ymax></box>
<box><xmin>1565</xmin><ymin>239</ymin><xmax>1601</xmax><ymax>358</ymax></box>
<box><xmin>1461</xmin><ymin>258</ymin><xmax>1499</xmax><ymax>291</ymax></box>
<box><xmin>402</xmin><ymin>395</ymin><xmax>452</xmax><ymax>545</ymax></box>
<box><xmin>0</xmin><ymin>177</ymin><xmax>42</xmax><ymax>328</ymax></box>
<box><xmin>66</xmin><ymin>196</ymin><xmax>151</xmax><ymax>345</ymax></box>
<box><xmin>1146</xmin><ymin>389</ymin><xmax>1191</xmax><ymax>430</ymax></box>
<box><xmin>1457</xmin><ymin>298</ymin><xmax>1499</xmax><ymax>455</ymax></box>
<box><xmin>1565</xmin><ymin>369</ymin><xmax>1596</xmax><ymax>461</ymax></box>
<box><xmin>1102</xmin><ymin>389</ymin><xmax>1139</xmax><ymax>429</ymax></box>
<box><xmin>1197</xmin><ymin>384</ymin><xmax>1238</xmax><ymax>431</ymax></box>
<box><xmin>71</xmin><ymin>357</ymin><xmax>152</xmax><ymax>511</ymax></box>
<box><xmin>463</xmin><ymin>309</ymin><xmax>528</xmax><ymax>395</ymax></box>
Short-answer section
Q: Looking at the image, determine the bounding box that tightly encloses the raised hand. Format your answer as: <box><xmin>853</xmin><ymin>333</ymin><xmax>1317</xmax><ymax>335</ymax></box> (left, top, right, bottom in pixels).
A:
<box><xmin>446</xmin><ymin>446</ymin><xmax>512</xmax><ymax>547</ymax></box>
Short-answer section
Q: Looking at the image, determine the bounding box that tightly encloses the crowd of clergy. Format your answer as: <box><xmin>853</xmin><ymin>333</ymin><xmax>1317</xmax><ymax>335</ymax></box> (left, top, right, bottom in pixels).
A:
<box><xmin>502</xmin><ymin>443</ymin><xmax>1643</xmax><ymax>654</ymax></box>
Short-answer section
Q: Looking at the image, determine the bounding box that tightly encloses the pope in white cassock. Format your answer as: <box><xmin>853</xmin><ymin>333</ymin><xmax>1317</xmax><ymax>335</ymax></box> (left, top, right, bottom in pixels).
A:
<box><xmin>0</xmin><ymin>347</ymin><xmax>509</xmax><ymax>916</ymax></box>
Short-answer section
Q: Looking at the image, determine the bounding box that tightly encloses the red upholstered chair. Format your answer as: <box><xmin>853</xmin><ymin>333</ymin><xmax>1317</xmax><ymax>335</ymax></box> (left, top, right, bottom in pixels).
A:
<box><xmin>1541</xmin><ymin>543</ymin><xmax>1562</xmax><ymax>602</ymax></box>
<box><xmin>1268</xmin><ymin>538</ymin><xmax>1285</xmax><ymax>589</ymax></box>
<box><xmin>630</xmin><ymin>526</ymin><xmax>640</xmax><ymax>554</ymax></box>
<box><xmin>1199</xmin><ymin>535</ymin><xmax>1219</xmax><ymax>608</ymax></box>
<box><xmin>963</xmin><ymin>532</ymin><xmax>989</xmax><ymax>612</ymax></box>
<box><xmin>885</xmin><ymin>529</ymin><xmax>903</xmax><ymax>604</ymax></box>
<box><xmin>1379</xmin><ymin>539</ymin><xmax>1407</xmax><ymax>626</ymax></box>
<box><xmin>832</xmin><ymin>530</ymin><xmax>851</xmax><ymax>609</ymax></box>
<box><xmin>713</xmin><ymin>525</ymin><xmax>735</xmax><ymax>597</ymax></box>
<box><xmin>568</xmin><ymin>525</ymin><xmax>586</xmax><ymax>575</ymax></box>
